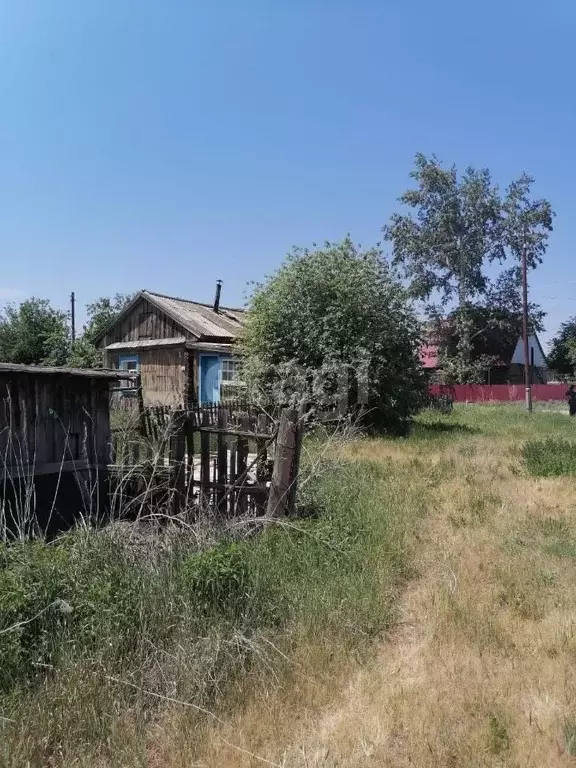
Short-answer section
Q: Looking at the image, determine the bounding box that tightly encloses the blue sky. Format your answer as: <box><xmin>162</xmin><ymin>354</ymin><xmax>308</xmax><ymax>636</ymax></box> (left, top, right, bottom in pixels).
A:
<box><xmin>0</xmin><ymin>0</ymin><xmax>574</xmax><ymax>344</ymax></box>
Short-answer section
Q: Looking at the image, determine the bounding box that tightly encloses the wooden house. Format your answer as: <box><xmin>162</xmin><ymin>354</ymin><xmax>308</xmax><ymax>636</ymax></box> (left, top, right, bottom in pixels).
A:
<box><xmin>95</xmin><ymin>284</ymin><xmax>245</xmax><ymax>406</ymax></box>
<box><xmin>421</xmin><ymin>331</ymin><xmax>549</xmax><ymax>384</ymax></box>
<box><xmin>0</xmin><ymin>363</ymin><xmax>135</xmax><ymax>535</ymax></box>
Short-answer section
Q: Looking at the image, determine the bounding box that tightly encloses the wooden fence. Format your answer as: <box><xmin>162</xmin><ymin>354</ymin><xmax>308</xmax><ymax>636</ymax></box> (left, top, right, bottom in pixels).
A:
<box><xmin>110</xmin><ymin>401</ymin><xmax>301</xmax><ymax>519</ymax></box>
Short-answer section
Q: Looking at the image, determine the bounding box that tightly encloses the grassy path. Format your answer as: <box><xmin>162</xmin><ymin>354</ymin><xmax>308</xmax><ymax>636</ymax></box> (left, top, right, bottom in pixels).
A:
<box><xmin>187</xmin><ymin>407</ymin><xmax>576</xmax><ymax>766</ymax></box>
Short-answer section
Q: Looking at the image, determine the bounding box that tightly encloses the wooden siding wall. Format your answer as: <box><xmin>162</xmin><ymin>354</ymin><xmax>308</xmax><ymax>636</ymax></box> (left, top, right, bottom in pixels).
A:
<box><xmin>107</xmin><ymin>348</ymin><xmax>188</xmax><ymax>406</ymax></box>
<box><xmin>0</xmin><ymin>374</ymin><xmax>112</xmax><ymax>473</ymax></box>
<box><xmin>100</xmin><ymin>298</ymin><xmax>195</xmax><ymax>346</ymax></box>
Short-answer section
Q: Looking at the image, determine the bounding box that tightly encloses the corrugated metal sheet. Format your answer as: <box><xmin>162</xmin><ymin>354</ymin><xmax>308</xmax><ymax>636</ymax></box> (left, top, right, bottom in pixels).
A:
<box><xmin>104</xmin><ymin>337</ymin><xmax>188</xmax><ymax>350</ymax></box>
<box><xmin>430</xmin><ymin>384</ymin><xmax>562</xmax><ymax>402</ymax></box>
<box><xmin>144</xmin><ymin>291</ymin><xmax>244</xmax><ymax>340</ymax></box>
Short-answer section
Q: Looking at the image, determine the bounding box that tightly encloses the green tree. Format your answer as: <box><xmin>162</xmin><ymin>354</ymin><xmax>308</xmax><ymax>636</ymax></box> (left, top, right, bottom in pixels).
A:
<box><xmin>69</xmin><ymin>294</ymin><xmax>133</xmax><ymax>368</ymax></box>
<box><xmin>0</xmin><ymin>298</ymin><xmax>70</xmax><ymax>366</ymax></box>
<box><xmin>383</xmin><ymin>153</ymin><xmax>503</xmax><ymax>382</ymax></box>
<box><xmin>548</xmin><ymin>317</ymin><xmax>576</xmax><ymax>377</ymax></box>
<box><xmin>242</xmin><ymin>239</ymin><xmax>426</xmax><ymax>434</ymax></box>
<box><xmin>384</xmin><ymin>154</ymin><xmax>553</xmax><ymax>383</ymax></box>
<box><xmin>433</xmin><ymin>268</ymin><xmax>546</xmax><ymax>383</ymax></box>
<box><xmin>502</xmin><ymin>173</ymin><xmax>554</xmax><ymax>271</ymax></box>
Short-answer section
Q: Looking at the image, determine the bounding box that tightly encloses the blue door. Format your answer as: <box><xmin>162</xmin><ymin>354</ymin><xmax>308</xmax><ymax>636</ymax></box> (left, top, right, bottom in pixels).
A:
<box><xmin>200</xmin><ymin>355</ymin><xmax>221</xmax><ymax>403</ymax></box>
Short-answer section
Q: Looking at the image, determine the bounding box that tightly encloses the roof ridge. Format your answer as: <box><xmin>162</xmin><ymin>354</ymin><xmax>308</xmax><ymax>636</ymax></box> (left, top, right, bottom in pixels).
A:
<box><xmin>143</xmin><ymin>289</ymin><xmax>245</xmax><ymax>314</ymax></box>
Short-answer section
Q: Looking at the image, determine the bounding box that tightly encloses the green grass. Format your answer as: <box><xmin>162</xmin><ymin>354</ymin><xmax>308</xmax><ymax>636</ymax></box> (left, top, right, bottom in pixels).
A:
<box><xmin>418</xmin><ymin>403</ymin><xmax>575</xmax><ymax>440</ymax></box>
<box><xmin>4</xmin><ymin>402</ymin><xmax>575</xmax><ymax>766</ymax></box>
<box><xmin>565</xmin><ymin>719</ymin><xmax>576</xmax><ymax>756</ymax></box>
<box><xmin>522</xmin><ymin>437</ymin><xmax>576</xmax><ymax>477</ymax></box>
<box><xmin>0</xmin><ymin>456</ymin><xmax>423</xmax><ymax>767</ymax></box>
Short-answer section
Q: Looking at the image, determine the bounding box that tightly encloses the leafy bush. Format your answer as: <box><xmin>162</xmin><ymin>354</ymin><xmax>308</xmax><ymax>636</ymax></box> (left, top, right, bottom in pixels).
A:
<box><xmin>241</xmin><ymin>238</ymin><xmax>427</xmax><ymax>434</ymax></box>
<box><xmin>522</xmin><ymin>438</ymin><xmax>576</xmax><ymax>476</ymax></box>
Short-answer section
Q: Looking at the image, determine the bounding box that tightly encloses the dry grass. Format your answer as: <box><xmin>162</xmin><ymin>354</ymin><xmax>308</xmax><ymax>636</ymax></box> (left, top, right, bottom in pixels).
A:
<box><xmin>180</xmin><ymin>406</ymin><xmax>576</xmax><ymax>767</ymax></box>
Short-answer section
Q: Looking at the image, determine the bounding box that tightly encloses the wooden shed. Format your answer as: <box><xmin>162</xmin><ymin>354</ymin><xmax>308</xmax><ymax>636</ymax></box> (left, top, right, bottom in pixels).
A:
<box><xmin>95</xmin><ymin>286</ymin><xmax>245</xmax><ymax>407</ymax></box>
<box><xmin>0</xmin><ymin>363</ymin><xmax>135</xmax><ymax>535</ymax></box>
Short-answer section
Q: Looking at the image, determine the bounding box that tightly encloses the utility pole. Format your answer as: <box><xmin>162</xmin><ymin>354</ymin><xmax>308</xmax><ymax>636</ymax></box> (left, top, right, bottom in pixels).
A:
<box><xmin>521</xmin><ymin>244</ymin><xmax>532</xmax><ymax>412</ymax></box>
<box><xmin>70</xmin><ymin>291</ymin><xmax>76</xmax><ymax>346</ymax></box>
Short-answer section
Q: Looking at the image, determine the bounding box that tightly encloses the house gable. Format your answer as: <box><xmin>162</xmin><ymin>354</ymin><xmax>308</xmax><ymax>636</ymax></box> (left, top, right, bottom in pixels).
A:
<box><xmin>510</xmin><ymin>334</ymin><xmax>548</xmax><ymax>368</ymax></box>
<box><xmin>98</xmin><ymin>295</ymin><xmax>196</xmax><ymax>347</ymax></box>
<box><xmin>96</xmin><ymin>290</ymin><xmax>245</xmax><ymax>349</ymax></box>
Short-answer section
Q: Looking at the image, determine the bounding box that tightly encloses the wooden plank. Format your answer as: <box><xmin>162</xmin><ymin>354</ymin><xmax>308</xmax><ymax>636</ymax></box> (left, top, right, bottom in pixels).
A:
<box><xmin>266</xmin><ymin>408</ymin><xmax>297</xmax><ymax>518</ymax></box>
<box><xmin>200</xmin><ymin>409</ymin><xmax>210</xmax><ymax>505</ymax></box>
<box><xmin>217</xmin><ymin>408</ymin><xmax>228</xmax><ymax>512</ymax></box>
<box><xmin>192</xmin><ymin>481</ymin><xmax>268</xmax><ymax>494</ymax></box>
<box><xmin>186</xmin><ymin>414</ymin><xmax>195</xmax><ymax>494</ymax></box>
<box><xmin>255</xmin><ymin>412</ymin><xmax>268</xmax><ymax>514</ymax></box>
<box><xmin>287</xmin><ymin>401</ymin><xmax>305</xmax><ymax>513</ymax></box>
<box><xmin>256</xmin><ymin>413</ymin><xmax>268</xmax><ymax>484</ymax></box>
<box><xmin>171</xmin><ymin>410</ymin><xmax>187</xmax><ymax>514</ymax></box>
<box><xmin>237</xmin><ymin>415</ymin><xmax>249</xmax><ymax>515</ymax></box>
<box><xmin>193</xmin><ymin>426</ymin><xmax>271</xmax><ymax>439</ymax></box>
<box><xmin>229</xmin><ymin>437</ymin><xmax>237</xmax><ymax>513</ymax></box>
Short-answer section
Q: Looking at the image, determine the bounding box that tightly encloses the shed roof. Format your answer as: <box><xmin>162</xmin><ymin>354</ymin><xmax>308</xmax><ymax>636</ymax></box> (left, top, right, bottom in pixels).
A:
<box><xmin>0</xmin><ymin>363</ymin><xmax>138</xmax><ymax>380</ymax></box>
<box><xmin>95</xmin><ymin>289</ymin><xmax>245</xmax><ymax>345</ymax></box>
<box><xmin>104</xmin><ymin>337</ymin><xmax>188</xmax><ymax>351</ymax></box>
<box><xmin>144</xmin><ymin>291</ymin><xmax>244</xmax><ymax>339</ymax></box>
<box><xmin>104</xmin><ymin>338</ymin><xmax>238</xmax><ymax>355</ymax></box>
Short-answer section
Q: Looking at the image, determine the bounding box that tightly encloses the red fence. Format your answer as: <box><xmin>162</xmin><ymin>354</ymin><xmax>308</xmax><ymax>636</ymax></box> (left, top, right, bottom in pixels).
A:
<box><xmin>430</xmin><ymin>384</ymin><xmax>568</xmax><ymax>403</ymax></box>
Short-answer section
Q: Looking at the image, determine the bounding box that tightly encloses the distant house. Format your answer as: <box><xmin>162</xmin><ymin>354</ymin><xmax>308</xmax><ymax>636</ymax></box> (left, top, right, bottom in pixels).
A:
<box><xmin>95</xmin><ymin>284</ymin><xmax>245</xmax><ymax>406</ymax></box>
<box><xmin>421</xmin><ymin>331</ymin><xmax>549</xmax><ymax>384</ymax></box>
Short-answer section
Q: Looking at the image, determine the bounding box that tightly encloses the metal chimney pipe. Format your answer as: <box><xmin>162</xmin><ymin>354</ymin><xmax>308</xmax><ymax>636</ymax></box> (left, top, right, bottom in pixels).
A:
<box><xmin>214</xmin><ymin>279</ymin><xmax>223</xmax><ymax>313</ymax></box>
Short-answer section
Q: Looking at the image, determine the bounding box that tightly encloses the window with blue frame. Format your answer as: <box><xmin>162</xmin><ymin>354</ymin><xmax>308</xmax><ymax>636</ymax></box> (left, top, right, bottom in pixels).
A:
<box><xmin>119</xmin><ymin>354</ymin><xmax>139</xmax><ymax>388</ymax></box>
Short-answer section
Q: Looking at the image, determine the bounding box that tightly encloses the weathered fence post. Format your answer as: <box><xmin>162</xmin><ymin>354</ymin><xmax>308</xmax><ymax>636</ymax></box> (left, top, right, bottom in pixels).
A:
<box><xmin>237</xmin><ymin>414</ymin><xmax>250</xmax><ymax>515</ymax></box>
<box><xmin>216</xmin><ymin>407</ymin><xmax>228</xmax><ymax>512</ymax></box>
<box><xmin>256</xmin><ymin>412</ymin><xmax>268</xmax><ymax>483</ymax></box>
<box><xmin>185</xmin><ymin>413</ymin><xmax>194</xmax><ymax>495</ymax></box>
<box><xmin>170</xmin><ymin>410</ymin><xmax>186</xmax><ymax>515</ymax></box>
<box><xmin>266</xmin><ymin>408</ymin><xmax>298</xmax><ymax>518</ymax></box>
<box><xmin>287</xmin><ymin>401</ymin><xmax>306</xmax><ymax>514</ymax></box>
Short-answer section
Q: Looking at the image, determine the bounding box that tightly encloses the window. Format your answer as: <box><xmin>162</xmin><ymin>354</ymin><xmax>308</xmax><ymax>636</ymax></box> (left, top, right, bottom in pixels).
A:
<box><xmin>119</xmin><ymin>355</ymin><xmax>139</xmax><ymax>388</ymax></box>
<box><xmin>221</xmin><ymin>357</ymin><xmax>243</xmax><ymax>384</ymax></box>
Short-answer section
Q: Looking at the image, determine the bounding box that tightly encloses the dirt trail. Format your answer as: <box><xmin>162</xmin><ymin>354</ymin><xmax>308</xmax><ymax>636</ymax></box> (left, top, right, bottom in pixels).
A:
<box><xmin>167</xmin><ymin>429</ymin><xmax>576</xmax><ymax>767</ymax></box>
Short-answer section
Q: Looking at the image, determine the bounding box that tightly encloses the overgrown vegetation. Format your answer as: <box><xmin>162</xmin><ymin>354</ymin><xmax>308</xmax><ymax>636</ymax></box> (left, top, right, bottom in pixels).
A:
<box><xmin>6</xmin><ymin>405</ymin><xmax>576</xmax><ymax>766</ymax></box>
<box><xmin>0</xmin><ymin>298</ymin><xmax>70</xmax><ymax>366</ymax></box>
<box><xmin>0</xmin><ymin>455</ymin><xmax>421</xmax><ymax>766</ymax></box>
<box><xmin>522</xmin><ymin>437</ymin><xmax>576</xmax><ymax>476</ymax></box>
<box><xmin>0</xmin><ymin>293</ymin><xmax>132</xmax><ymax>369</ymax></box>
<box><xmin>189</xmin><ymin>405</ymin><xmax>576</xmax><ymax>767</ymax></box>
<box><xmin>242</xmin><ymin>238</ymin><xmax>427</xmax><ymax>434</ymax></box>
<box><xmin>548</xmin><ymin>315</ymin><xmax>576</xmax><ymax>378</ymax></box>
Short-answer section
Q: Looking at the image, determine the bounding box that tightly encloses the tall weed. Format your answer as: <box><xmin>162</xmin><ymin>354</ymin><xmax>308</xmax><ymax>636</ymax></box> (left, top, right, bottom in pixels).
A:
<box><xmin>522</xmin><ymin>438</ymin><xmax>576</xmax><ymax>477</ymax></box>
<box><xmin>0</xmin><ymin>458</ymin><xmax>418</xmax><ymax>766</ymax></box>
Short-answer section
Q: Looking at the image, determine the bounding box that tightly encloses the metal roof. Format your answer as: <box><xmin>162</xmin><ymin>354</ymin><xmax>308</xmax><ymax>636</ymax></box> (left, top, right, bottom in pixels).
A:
<box><xmin>143</xmin><ymin>290</ymin><xmax>244</xmax><ymax>339</ymax></box>
<box><xmin>0</xmin><ymin>363</ymin><xmax>138</xmax><ymax>380</ymax></box>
